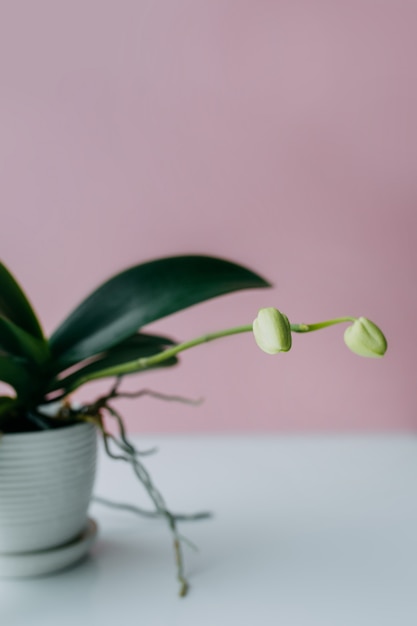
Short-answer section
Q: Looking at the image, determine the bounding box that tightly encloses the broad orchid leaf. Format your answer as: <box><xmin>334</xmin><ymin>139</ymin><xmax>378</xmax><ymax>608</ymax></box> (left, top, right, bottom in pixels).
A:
<box><xmin>0</xmin><ymin>396</ymin><xmax>18</xmax><ymax>419</ymax></box>
<box><xmin>49</xmin><ymin>332</ymin><xmax>178</xmax><ymax>393</ymax></box>
<box><xmin>0</xmin><ymin>263</ymin><xmax>44</xmax><ymax>339</ymax></box>
<box><xmin>49</xmin><ymin>255</ymin><xmax>271</xmax><ymax>368</ymax></box>
<box><xmin>61</xmin><ymin>356</ymin><xmax>178</xmax><ymax>394</ymax></box>
<box><xmin>0</xmin><ymin>356</ymin><xmax>33</xmax><ymax>398</ymax></box>
<box><xmin>0</xmin><ymin>317</ymin><xmax>50</xmax><ymax>365</ymax></box>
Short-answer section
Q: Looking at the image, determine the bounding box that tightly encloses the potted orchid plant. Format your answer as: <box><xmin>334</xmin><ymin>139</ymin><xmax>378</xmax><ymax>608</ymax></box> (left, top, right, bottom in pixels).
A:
<box><xmin>0</xmin><ymin>254</ymin><xmax>387</xmax><ymax>594</ymax></box>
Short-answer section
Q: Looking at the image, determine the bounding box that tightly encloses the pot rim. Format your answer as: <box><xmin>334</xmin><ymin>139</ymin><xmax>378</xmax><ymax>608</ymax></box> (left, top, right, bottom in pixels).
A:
<box><xmin>0</xmin><ymin>419</ymin><xmax>95</xmax><ymax>442</ymax></box>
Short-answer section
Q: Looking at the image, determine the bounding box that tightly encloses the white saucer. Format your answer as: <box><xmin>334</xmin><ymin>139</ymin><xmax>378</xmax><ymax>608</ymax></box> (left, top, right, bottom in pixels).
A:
<box><xmin>0</xmin><ymin>518</ymin><xmax>98</xmax><ymax>579</ymax></box>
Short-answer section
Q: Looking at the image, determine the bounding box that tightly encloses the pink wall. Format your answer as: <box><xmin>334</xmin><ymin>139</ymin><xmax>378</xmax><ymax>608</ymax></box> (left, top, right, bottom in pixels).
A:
<box><xmin>0</xmin><ymin>1</ymin><xmax>415</xmax><ymax>432</ymax></box>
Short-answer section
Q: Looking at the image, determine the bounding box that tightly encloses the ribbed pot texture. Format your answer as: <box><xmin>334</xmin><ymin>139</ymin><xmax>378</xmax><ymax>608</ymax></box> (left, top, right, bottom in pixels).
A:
<box><xmin>0</xmin><ymin>421</ymin><xmax>97</xmax><ymax>553</ymax></box>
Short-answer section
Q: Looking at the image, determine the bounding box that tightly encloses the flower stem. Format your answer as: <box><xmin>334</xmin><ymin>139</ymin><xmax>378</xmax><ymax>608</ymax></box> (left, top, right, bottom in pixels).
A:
<box><xmin>66</xmin><ymin>318</ymin><xmax>357</xmax><ymax>394</ymax></box>
<box><xmin>291</xmin><ymin>317</ymin><xmax>356</xmax><ymax>333</ymax></box>
<box><xmin>67</xmin><ymin>325</ymin><xmax>252</xmax><ymax>392</ymax></box>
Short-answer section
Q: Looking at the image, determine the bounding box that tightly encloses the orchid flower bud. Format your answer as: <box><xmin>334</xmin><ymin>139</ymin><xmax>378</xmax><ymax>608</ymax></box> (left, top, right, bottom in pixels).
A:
<box><xmin>344</xmin><ymin>317</ymin><xmax>387</xmax><ymax>358</ymax></box>
<box><xmin>253</xmin><ymin>307</ymin><xmax>292</xmax><ymax>354</ymax></box>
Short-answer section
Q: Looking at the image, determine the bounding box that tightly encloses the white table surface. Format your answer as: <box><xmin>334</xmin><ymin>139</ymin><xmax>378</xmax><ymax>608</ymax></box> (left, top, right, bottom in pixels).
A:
<box><xmin>2</xmin><ymin>434</ymin><xmax>417</xmax><ymax>626</ymax></box>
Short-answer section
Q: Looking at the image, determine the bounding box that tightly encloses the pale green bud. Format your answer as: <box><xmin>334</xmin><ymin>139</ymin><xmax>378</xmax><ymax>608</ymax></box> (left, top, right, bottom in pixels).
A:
<box><xmin>344</xmin><ymin>317</ymin><xmax>387</xmax><ymax>358</ymax></box>
<box><xmin>253</xmin><ymin>307</ymin><xmax>292</xmax><ymax>354</ymax></box>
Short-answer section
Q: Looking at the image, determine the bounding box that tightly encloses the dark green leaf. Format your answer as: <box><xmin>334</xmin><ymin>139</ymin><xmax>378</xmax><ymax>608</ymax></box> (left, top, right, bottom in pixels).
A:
<box><xmin>0</xmin><ymin>356</ymin><xmax>33</xmax><ymax>398</ymax></box>
<box><xmin>0</xmin><ymin>317</ymin><xmax>50</xmax><ymax>365</ymax></box>
<box><xmin>49</xmin><ymin>255</ymin><xmax>271</xmax><ymax>368</ymax></box>
<box><xmin>0</xmin><ymin>262</ymin><xmax>44</xmax><ymax>339</ymax></box>
<box><xmin>50</xmin><ymin>331</ymin><xmax>175</xmax><ymax>376</ymax></box>
<box><xmin>0</xmin><ymin>395</ymin><xmax>18</xmax><ymax>419</ymax></box>
<box><xmin>49</xmin><ymin>333</ymin><xmax>178</xmax><ymax>393</ymax></box>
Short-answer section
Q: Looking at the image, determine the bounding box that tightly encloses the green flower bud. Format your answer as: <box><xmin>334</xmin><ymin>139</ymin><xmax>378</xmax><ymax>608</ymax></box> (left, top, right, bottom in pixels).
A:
<box><xmin>344</xmin><ymin>317</ymin><xmax>387</xmax><ymax>358</ymax></box>
<box><xmin>253</xmin><ymin>307</ymin><xmax>292</xmax><ymax>354</ymax></box>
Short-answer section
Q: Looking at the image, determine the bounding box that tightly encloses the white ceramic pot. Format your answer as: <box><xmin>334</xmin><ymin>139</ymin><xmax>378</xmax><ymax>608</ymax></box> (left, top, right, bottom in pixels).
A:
<box><xmin>0</xmin><ymin>421</ymin><xmax>97</xmax><ymax>553</ymax></box>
